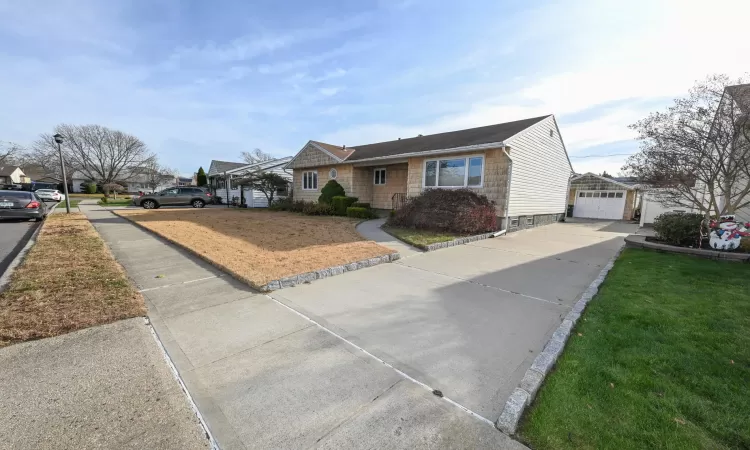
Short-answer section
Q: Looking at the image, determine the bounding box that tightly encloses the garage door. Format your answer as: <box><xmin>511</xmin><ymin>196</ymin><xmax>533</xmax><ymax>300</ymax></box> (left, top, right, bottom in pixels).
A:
<box><xmin>573</xmin><ymin>190</ymin><xmax>626</xmax><ymax>219</ymax></box>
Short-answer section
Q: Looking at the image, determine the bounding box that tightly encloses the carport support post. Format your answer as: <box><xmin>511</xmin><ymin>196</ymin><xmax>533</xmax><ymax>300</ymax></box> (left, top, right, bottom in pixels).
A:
<box><xmin>225</xmin><ymin>171</ymin><xmax>230</xmax><ymax>208</ymax></box>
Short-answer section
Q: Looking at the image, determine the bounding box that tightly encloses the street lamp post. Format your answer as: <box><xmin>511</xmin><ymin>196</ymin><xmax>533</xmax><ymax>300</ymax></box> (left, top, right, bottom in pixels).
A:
<box><xmin>53</xmin><ymin>134</ymin><xmax>71</xmax><ymax>214</ymax></box>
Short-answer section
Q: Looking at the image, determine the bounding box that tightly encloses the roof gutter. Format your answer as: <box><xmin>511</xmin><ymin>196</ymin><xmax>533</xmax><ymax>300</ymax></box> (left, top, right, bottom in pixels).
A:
<box><xmin>344</xmin><ymin>141</ymin><xmax>506</xmax><ymax>164</ymax></box>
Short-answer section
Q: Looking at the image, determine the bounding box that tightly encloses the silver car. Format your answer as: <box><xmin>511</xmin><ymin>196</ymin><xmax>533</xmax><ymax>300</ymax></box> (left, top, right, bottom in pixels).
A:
<box><xmin>133</xmin><ymin>187</ymin><xmax>213</xmax><ymax>209</ymax></box>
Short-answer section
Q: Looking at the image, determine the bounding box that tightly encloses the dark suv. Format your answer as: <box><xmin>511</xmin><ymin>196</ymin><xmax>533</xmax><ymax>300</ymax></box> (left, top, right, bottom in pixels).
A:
<box><xmin>133</xmin><ymin>187</ymin><xmax>213</xmax><ymax>209</ymax></box>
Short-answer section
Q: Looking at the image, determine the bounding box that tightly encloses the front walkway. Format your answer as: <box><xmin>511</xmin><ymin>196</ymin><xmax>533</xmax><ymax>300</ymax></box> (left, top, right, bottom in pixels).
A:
<box><xmin>356</xmin><ymin>218</ymin><xmax>422</xmax><ymax>257</ymax></box>
<box><xmin>79</xmin><ymin>203</ymin><xmax>523</xmax><ymax>450</ymax></box>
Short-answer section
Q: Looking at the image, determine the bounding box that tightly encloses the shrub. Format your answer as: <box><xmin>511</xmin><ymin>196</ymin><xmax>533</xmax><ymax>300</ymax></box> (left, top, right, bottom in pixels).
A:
<box><xmin>387</xmin><ymin>189</ymin><xmax>497</xmax><ymax>234</ymax></box>
<box><xmin>318</xmin><ymin>180</ymin><xmax>345</xmax><ymax>204</ymax></box>
<box><xmin>100</xmin><ymin>196</ymin><xmax>108</xmax><ymax>204</ymax></box>
<box><xmin>291</xmin><ymin>200</ymin><xmax>307</xmax><ymax>213</ymax></box>
<box><xmin>214</xmin><ymin>195</ymin><xmax>223</xmax><ymax>204</ymax></box>
<box><xmin>332</xmin><ymin>196</ymin><xmax>359</xmax><ymax>215</ymax></box>
<box><xmin>740</xmin><ymin>238</ymin><xmax>750</xmax><ymax>252</ymax></box>
<box><xmin>85</xmin><ymin>183</ymin><xmax>98</xmax><ymax>194</ymax></box>
<box><xmin>653</xmin><ymin>212</ymin><xmax>703</xmax><ymax>246</ymax></box>
<box><xmin>346</xmin><ymin>207</ymin><xmax>376</xmax><ymax>219</ymax></box>
<box><xmin>352</xmin><ymin>202</ymin><xmax>370</xmax><ymax>208</ymax></box>
<box><xmin>270</xmin><ymin>197</ymin><xmax>294</xmax><ymax>211</ymax></box>
<box><xmin>303</xmin><ymin>202</ymin><xmax>334</xmax><ymax>216</ymax></box>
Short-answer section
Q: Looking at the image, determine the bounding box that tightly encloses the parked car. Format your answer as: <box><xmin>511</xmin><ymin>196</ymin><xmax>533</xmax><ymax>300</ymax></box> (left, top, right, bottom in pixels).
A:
<box><xmin>0</xmin><ymin>190</ymin><xmax>48</xmax><ymax>221</ymax></box>
<box><xmin>133</xmin><ymin>187</ymin><xmax>213</xmax><ymax>209</ymax></box>
<box><xmin>34</xmin><ymin>189</ymin><xmax>66</xmax><ymax>202</ymax></box>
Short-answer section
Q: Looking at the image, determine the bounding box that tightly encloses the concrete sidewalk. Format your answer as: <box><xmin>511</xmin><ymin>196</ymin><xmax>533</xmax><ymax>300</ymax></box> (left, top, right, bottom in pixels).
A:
<box><xmin>0</xmin><ymin>318</ymin><xmax>209</xmax><ymax>450</ymax></box>
<box><xmin>79</xmin><ymin>203</ymin><xmax>524</xmax><ymax>449</ymax></box>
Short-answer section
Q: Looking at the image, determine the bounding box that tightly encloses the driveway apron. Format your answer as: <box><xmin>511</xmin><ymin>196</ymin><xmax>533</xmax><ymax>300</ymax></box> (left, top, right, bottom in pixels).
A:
<box><xmin>80</xmin><ymin>203</ymin><xmax>523</xmax><ymax>450</ymax></box>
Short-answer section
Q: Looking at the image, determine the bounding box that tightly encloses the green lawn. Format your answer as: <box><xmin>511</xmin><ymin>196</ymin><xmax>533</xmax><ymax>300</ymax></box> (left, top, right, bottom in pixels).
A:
<box><xmin>381</xmin><ymin>226</ymin><xmax>461</xmax><ymax>249</ymax></box>
<box><xmin>97</xmin><ymin>199</ymin><xmax>132</xmax><ymax>206</ymax></box>
<box><xmin>519</xmin><ymin>248</ymin><xmax>750</xmax><ymax>450</ymax></box>
<box><xmin>55</xmin><ymin>199</ymin><xmax>81</xmax><ymax>209</ymax></box>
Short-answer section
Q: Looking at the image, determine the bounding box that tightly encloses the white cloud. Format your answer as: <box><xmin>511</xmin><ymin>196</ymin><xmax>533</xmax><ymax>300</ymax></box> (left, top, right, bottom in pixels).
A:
<box><xmin>318</xmin><ymin>87</ymin><xmax>341</xmax><ymax>97</ymax></box>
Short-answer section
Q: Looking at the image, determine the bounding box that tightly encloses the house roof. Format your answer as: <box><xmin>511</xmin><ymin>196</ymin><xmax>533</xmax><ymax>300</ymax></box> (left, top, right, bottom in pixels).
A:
<box><xmin>571</xmin><ymin>172</ymin><xmax>638</xmax><ymax>190</ymax></box>
<box><xmin>224</xmin><ymin>157</ymin><xmax>293</xmax><ymax>175</ymax></box>
<box><xmin>0</xmin><ymin>166</ymin><xmax>21</xmax><ymax>176</ymax></box>
<box><xmin>208</xmin><ymin>160</ymin><xmax>247</xmax><ymax>176</ymax></box>
<box><xmin>303</xmin><ymin>115</ymin><xmax>551</xmax><ymax>165</ymax></box>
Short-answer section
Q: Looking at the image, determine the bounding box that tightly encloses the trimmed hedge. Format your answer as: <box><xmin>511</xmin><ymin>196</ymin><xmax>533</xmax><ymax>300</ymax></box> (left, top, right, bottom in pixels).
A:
<box><xmin>318</xmin><ymin>180</ymin><xmax>345</xmax><ymax>204</ymax></box>
<box><xmin>346</xmin><ymin>206</ymin><xmax>376</xmax><ymax>219</ymax></box>
<box><xmin>387</xmin><ymin>188</ymin><xmax>497</xmax><ymax>234</ymax></box>
<box><xmin>653</xmin><ymin>212</ymin><xmax>703</xmax><ymax>246</ymax></box>
<box><xmin>352</xmin><ymin>202</ymin><xmax>370</xmax><ymax>208</ymax></box>
<box><xmin>332</xmin><ymin>196</ymin><xmax>359</xmax><ymax>215</ymax></box>
<box><xmin>302</xmin><ymin>202</ymin><xmax>334</xmax><ymax>216</ymax></box>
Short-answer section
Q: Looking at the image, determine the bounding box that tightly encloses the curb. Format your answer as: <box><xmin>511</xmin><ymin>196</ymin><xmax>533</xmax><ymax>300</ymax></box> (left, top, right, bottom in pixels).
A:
<box><xmin>144</xmin><ymin>318</ymin><xmax>219</xmax><ymax>450</ymax></box>
<box><xmin>424</xmin><ymin>232</ymin><xmax>497</xmax><ymax>251</ymax></box>
<box><xmin>495</xmin><ymin>245</ymin><xmax>624</xmax><ymax>435</ymax></box>
<box><xmin>624</xmin><ymin>234</ymin><xmax>750</xmax><ymax>262</ymax></box>
<box><xmin>0</xmin><ymin>220</ymin><xmax>44</xmax><ymax>293</ymax></box>
<box><xmin>112</xmin><ymin>211</ymin><xmax>400</xmax><ymax>292</ymax></box>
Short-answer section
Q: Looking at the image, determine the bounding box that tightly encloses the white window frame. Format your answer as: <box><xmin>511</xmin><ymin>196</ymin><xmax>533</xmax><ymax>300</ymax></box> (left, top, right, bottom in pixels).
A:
<box><xmin>526</xmin><ymin>216</ymin><xmax>534</xmax><ymax>226</ymax></box>
<box><xmin>374</xmin><ymin>168</ymin><xmax>387</xmax><ymax>185</ymax></box>
<box><xmin>422</xmin><ymin>154</ymin><xmax>484</xmax><ymax>189</ymax></box>
<box><xmin>510</xmin><ymin>218</ymin><xmax>519</xmax><ymax>227</ymax></box>
<box><xmin>329</xmin><ymin>168</ymin><xmax>337</xmax><ymax>180</ymax></box>
<box><xmin>302</xmin><ymin>171</ymin><xmax>318</xmax><ymax>190</ymax></box>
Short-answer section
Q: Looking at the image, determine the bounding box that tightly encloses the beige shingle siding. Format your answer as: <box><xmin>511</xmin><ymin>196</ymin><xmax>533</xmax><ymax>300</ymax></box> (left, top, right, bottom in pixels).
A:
<box><xmin>287</xmin><ymin>143</ymin><xmax>340</xmax><ymax>169</ymax></box>
<box><xmin>293</xmin><ymin>165</ymin><xmax>353</xmax><ymax>202</ymax></box>
<box><xmin>404</xmin><ymin>148</ymin><xmax>510</xmax><ymax>217</ymax></box>
<box><xmin>505</xmin><ymin>115</ymin><xmax>571</xmax><ymax>216</ymax></box>
<box><xmin>371</xmin><ymin>163</ymin><xmax>408</xmax><ymax>209</ymax></box>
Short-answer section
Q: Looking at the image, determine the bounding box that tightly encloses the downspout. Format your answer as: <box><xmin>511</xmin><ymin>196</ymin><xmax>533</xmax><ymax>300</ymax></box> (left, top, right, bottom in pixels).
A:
<box><xmin>493</xmin><ymin>146</ymin><xmax>513</xmax><ymax>237</ymax></box>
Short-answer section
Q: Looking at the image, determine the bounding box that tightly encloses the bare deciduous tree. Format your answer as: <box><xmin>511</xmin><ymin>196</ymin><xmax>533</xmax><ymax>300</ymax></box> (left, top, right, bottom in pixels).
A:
<box><xmin>138</xmin><ymin>160</ymin><xmax>177</xmax><ymax>192</ymax></box>
<box><xmin>240</xmin><ymin>148</ymin><xmax>274</xmax><ymax>164</ymax></box>
<box><xmin>33</xmin><ymin>124</ymin><xmax>155</xmax><ymax>186</ymax></box>
<box><xmin>624</xmin><ymin>74</ymin><xmax>750</xmax><ymax>218</ymax></box>
<box><xmin>0</xmin><ymin>141</ymin><xmax>24</xmax><ymax>167</ymax></box>
<box><xmin>237</xmin><ymin>171</ymin><xmax>288</xmax><ymax>205</ymax></box>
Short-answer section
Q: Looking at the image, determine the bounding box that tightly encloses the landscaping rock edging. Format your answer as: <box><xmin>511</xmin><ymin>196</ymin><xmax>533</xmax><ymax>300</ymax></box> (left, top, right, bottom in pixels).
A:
<box><xmin>625</xmin><ymin>234</ymin><xmax>750</xmax><ymax>262</ymax></box>
<box><xmin>495</xmin><ymin>246</ymin><xmax>624</xmax><ymax>435</ymax></box>
<box><xmin>113</xmin><ymin>211</ymin><xmax>400</xmax><ymax>292</ymax></box>
<box><xmin>424</xmin><ymin>232</ymin><xmax>497</xmax><ymax>251</ymax></box>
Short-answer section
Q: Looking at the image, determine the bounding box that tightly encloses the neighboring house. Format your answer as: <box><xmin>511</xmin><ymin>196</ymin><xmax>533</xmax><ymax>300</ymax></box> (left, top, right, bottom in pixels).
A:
<box><xmin>286</xmin><ymin>115</ymin><xmax>572</xmax><ymax>230</ymax></box>
<box><xmin>69</xmin><ymin>169</ymin><xmax>176</xmax><ymax>193</ymax></box>
<box><xmin>207</xmin><ymin>157</ymin><xmax>293</xmax><ymax>207</ymax></box>
<box><xmin>177</xmin><ymin>176</ymin><xmax>193</xmax><ymax>187</ymax></box>
<box><xmin>568</xmin><ymin>173</ymin><xmax>640</xmax><ymax>220</ymax></box>
<box><xmin>0</xmin><ymin>166</ymin><xmax>30</xmax><ymax>185</ymax></box>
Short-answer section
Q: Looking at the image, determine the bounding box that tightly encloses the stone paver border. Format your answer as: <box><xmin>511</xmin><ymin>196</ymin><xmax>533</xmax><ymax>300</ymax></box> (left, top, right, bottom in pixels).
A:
<box><xmin>625</xmin><ymin>234</ymin><xmax>750</xmax><ymax>262</ymax></box>
<box><xmin>495</xmin><ymin>246</ymin><xmax>624</xmax><ymax>435</ymax></box>
<box><xmin>424</xmin><ymin>232</ymin><xmax>497</xmax><ymax>251</ymax></box>
<box><xmin>113</xmin><ymin>211</ymin><xmax>400</xmax><ymax>292</ymax></box>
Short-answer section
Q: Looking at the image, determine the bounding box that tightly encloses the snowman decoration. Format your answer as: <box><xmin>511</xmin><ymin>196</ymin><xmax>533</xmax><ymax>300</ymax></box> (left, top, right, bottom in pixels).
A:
<box><xmin>708</xmin><ymin>216</ymin><xmax>750</xmax><ymax>250</ymax></box>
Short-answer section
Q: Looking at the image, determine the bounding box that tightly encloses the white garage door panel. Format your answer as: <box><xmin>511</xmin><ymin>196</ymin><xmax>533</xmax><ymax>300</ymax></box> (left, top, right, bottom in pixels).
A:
<box><xmin>574</xmin><ymin>190</ymin><xmax>626</xmax><ymax>220</ymax></box>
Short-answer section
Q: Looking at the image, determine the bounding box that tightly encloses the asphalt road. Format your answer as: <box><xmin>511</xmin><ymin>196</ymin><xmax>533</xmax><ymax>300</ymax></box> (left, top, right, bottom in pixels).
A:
<box><xmin>0</xmin><ymin>202</ymin><xmax>54</xmax><ymax>279</ymax></box>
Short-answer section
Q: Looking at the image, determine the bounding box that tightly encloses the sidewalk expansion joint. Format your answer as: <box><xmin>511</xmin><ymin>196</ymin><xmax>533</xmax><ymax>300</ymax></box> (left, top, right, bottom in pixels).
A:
<box><xmin>395</xmin><ymin>262</ymin><xmax>562</xmax><ymax>307</ymax></box>
<box><xmin>264</xmin><ymin>294</ymin><xmax>497</xmax><ymax>429</ymax></box>
<box><xmin>138</xmin><ymin>275</ymin><xmax>222</xmax><ymax>293</ymax></box>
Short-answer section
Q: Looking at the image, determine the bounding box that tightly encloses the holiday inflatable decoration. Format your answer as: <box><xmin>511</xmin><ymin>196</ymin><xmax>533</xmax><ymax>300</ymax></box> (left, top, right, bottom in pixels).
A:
<box><xmin>707</xmin><ymin>215</ymin><xmax>750</xmax><ymax>251</ymax></box>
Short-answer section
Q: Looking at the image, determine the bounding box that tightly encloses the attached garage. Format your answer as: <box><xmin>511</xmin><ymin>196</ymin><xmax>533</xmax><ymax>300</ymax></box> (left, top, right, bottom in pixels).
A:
<box><xmin>568</xmin><ymin>173</ymin><xmax>639</xmax><ymax>221</ymax></box>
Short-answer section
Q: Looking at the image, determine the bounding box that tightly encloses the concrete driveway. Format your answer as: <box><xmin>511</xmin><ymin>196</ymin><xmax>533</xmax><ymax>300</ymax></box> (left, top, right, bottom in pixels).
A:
<box><xmin>271</xmin><ymin>219</ymin><xmax>637</xmax><ymax>422</ymax></box>
<box><xmin>82</xmin><ymin>201</ymin><xmax>635</xmax><ymax>449</ymax></box>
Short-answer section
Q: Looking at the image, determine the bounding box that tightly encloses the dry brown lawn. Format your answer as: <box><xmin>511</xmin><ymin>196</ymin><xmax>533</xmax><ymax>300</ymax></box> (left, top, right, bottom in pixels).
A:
<box><xmin>0</xmin><ymin>213</ymin><xmax>146</xmax><ymax>347</ymax></box>
<box><xmin>115</xmin><ymin>208</ymin><xmax>394</xmax><ymax>285</ymax></box>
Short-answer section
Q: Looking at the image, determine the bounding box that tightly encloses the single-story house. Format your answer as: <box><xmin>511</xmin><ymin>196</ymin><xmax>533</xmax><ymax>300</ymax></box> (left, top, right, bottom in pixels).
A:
<box><xmin>207</xmin><ymin>157</ymin><xmax>292</xmax><ymax>207</ymax></box>
<box><xmin>568</xmin><ymin>173</ymin><xmax>640</xmax><ymax>220</ymax></box>
<box><xmin>0</xmin><ymin>166</ymin><xmax>30</xmax><ymax>185</ymax></box>
<box><xmin>285</xmin><ymin>115</ymin><xmax>573</xmax><ymax>230</ymax></box>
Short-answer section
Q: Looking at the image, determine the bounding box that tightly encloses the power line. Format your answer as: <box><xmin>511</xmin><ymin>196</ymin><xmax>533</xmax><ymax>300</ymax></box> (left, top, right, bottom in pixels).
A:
<box><xmin>569</xmin><ymin>153</ymin><xmax>635</xmax><ymax>159</ymax></box>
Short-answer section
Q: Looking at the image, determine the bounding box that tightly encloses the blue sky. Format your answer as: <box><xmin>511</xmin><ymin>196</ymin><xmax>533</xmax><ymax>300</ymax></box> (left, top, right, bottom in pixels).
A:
<box><xmin>1</xmin><ymin>0</ymin><xmax>748</xmax><ymax>176</ymax></box>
